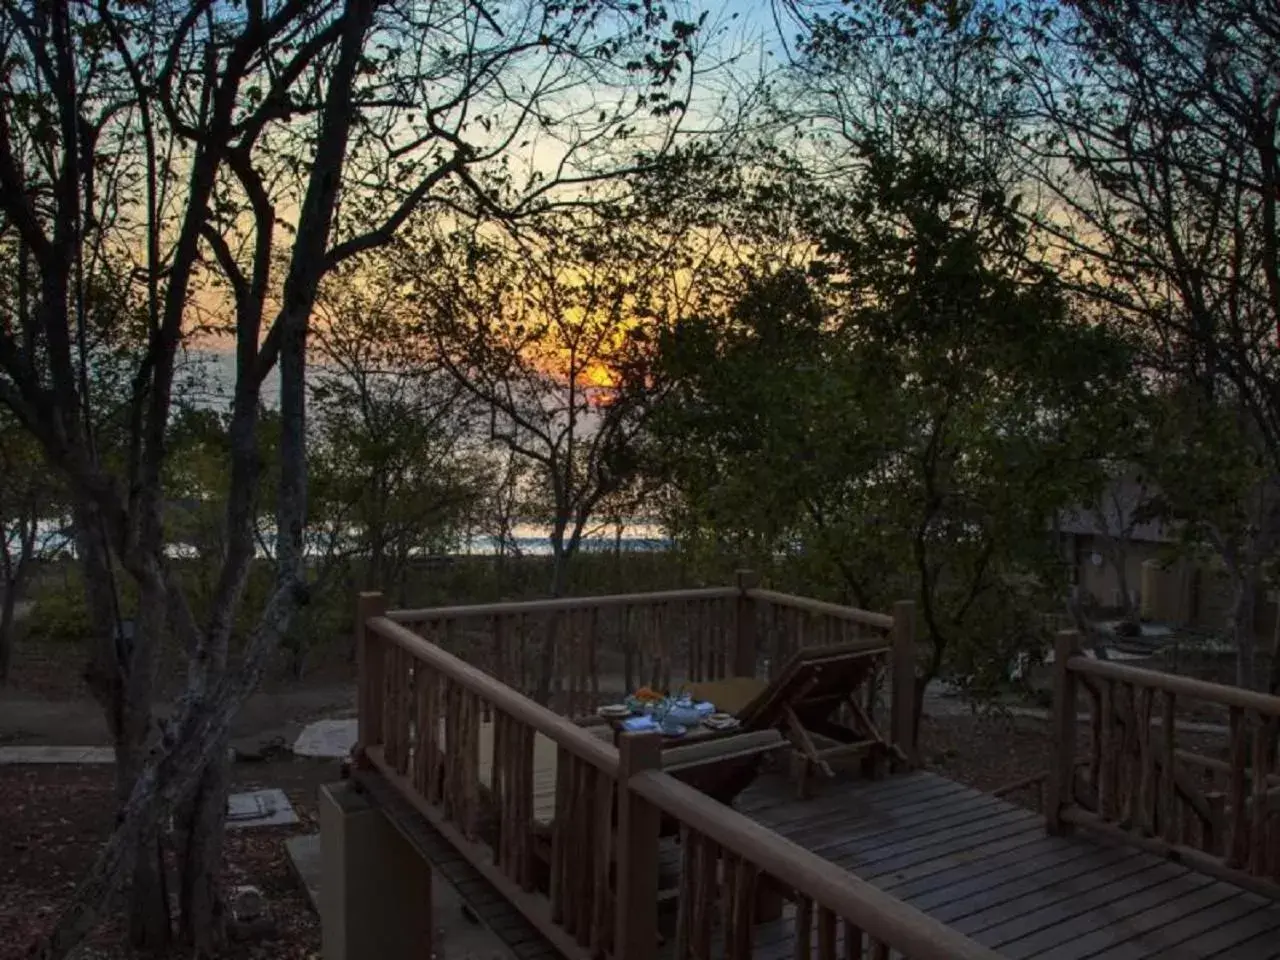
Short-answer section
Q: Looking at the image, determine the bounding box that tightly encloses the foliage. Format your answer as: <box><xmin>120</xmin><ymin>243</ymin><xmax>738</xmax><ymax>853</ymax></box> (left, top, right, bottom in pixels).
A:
<box><xmin>1008</xmin><ymin>0</ymin><xmax>1280</xmax><ymax>685</ymax></box>
<box><xmin>404</xmin><ymin>212</ymin><xmax>685</xmax><ymax>594</ymax></box>
<box><xmin>0</xmin><ymin>410</ymin><xmax>71</xmax><ymax>680</ymax></box>
<box><xmin>0</xmin><ymin>0</ymin><xmax>714</xmax><ymax>953</ymax></box>
<box><xmin>310</xmin><ymin>263</ymin><xmax>488</xmax><ymax>598</ymax></box>
<box><xmin>653</xmin><ymin>130</ymin><xmax>1134</xmax><ymax>704</ymax></box>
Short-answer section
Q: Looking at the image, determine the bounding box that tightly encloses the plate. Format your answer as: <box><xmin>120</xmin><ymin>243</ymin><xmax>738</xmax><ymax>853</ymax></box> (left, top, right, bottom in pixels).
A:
<box><xmin>708</xmin><ymin>712</ymin><xmax>733</xmax><ymax>723</ymax></box>
<box><xmin>597</xmin><ymin>704</ymin><xmax>632</xmax><ymax>718</ymax></box>
<box><xmin>705</xmin><ymin>716</ymin><xmax>740</xmax><ymax>731</ymax></box>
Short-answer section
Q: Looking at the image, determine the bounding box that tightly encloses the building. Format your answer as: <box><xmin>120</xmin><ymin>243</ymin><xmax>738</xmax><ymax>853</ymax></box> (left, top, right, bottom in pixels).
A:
<box><xmin>1055</xmin><ymin>472</ymin><xmax>1278</xmax><ymax>641</ymax></box>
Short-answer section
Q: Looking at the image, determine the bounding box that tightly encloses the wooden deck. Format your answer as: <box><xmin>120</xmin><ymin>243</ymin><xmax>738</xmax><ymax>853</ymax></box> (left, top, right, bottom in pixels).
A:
<box><xmin>685</xmin><ymin>769</ymin><xmax>1280</xmax><ymax>959</ymax></box>
<box><xmin>356</xmin><ymin>591</ymin><xmax>1280</xmax><ymax>960</ymax></box>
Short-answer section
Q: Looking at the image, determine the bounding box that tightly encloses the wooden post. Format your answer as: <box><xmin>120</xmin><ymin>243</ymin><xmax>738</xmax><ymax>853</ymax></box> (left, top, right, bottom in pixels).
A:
<box><xmin>734</xmin><ymin>570</ymin><xmax>759</xmax><ymax>679</ymax></box>
<box><xmin>1046</xmin><ymin>630</ymin><xmax>1080</xmax><ymax>836</ymax></box>
<box><xmin>889</xmin><ymin>600</ymin><xmax>917</xmax><ymax>770</ymax></box>
<box><xmin>356</xmin><ymin>591</ymin><xmax>388</xmax><ymax>760</ymax></box>
<box><xmin>615</xmin><ymin>732</ymin><xmax>663</xmax><ymax>960</ymax></box>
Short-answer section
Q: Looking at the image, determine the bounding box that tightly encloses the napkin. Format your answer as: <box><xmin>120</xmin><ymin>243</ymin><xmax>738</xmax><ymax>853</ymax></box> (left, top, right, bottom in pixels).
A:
<box><xmin>621</xmin><ymin>715</ymin><xmax>658</xmax><ymax>732</ymax></box>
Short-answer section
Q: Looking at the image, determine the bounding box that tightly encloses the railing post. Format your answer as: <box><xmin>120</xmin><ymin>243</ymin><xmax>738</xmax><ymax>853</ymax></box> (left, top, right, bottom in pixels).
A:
<box><xmin>615</xmin><ymin>732</ymin><xmax>663</xmax><ymax>960</ymax></box>
<box><xmin>356</xmin><ymin>591</ymin><xmax>388</xmax><ymax>762</ymax></box>
<box><xmin>889</xmin><ymin>600</ymin><xmax>917</xmax><ymax>770</ymax></box>
<box><xmin>1047</xmin><ymin>629</ymin><xmax>1079</xmax><ymax>836</ymax></box>
<box><xmin>735</xmin><ymin>570</ymin><xmax>760</xmax><ymax>678</ymax></box>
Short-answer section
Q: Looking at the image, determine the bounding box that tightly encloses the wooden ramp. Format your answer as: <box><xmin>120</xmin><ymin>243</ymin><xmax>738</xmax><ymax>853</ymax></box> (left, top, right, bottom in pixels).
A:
<box><xmin>714</xmin><ymin>770</ymin><xmax>1280</xmax><ymax>959</ymax></box>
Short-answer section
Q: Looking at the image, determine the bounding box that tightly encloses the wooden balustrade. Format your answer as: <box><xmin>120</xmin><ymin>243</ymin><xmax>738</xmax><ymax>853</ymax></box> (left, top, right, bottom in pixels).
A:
<box><xmin>752</xmin><ymin>590</ymin><xmax>893</xmax><ymax>674</ymax></box>
<box><xmin>1048</xmin><ymin>630</ymin><xmax>1280</xmax><ymax>900</ymax></box>
<box><xmin>388</xmin><ymin>586</ymin><xmax>741</xmax><ymax>713</ymax></box>
<box><xmin>359</xmin><ymin>613</ymin><xmax>622</xmax><ymax>958</ymax></box>
<box><xmin>355</xmin><ymin>588</ymin><xmax>943</xmax><ymax>960</ymax></box>
<box><xmin>383</xmin><ymin>578</ymin><xmax>906</xmax><ymax>726</ymax></box>
<box><xmin>627</xmin><ymin>755</ymin><xmax>998</xmax><ymax>960</ymax></box>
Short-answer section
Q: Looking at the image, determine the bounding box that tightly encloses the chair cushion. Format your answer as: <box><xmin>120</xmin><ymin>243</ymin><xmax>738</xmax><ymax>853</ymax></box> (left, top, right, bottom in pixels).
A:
<box><xmin>687</xmin><ymin>676</ymin><xmax>769</xmax><ymax>717</ymax></box>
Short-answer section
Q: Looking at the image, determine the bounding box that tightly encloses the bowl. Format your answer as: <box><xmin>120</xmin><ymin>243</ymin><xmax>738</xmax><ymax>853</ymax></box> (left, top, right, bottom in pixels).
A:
<box><xmin>664</xmin><ymin>704</ymin><xmax>702</xmax><ymax>726</ymax></box>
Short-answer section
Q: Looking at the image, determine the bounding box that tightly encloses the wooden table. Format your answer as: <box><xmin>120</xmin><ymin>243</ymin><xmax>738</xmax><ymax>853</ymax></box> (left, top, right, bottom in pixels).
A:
<box><xmin>600</xmin><ymin>715</ymin><xmax>737</xmax><ymax>747</ymax></box>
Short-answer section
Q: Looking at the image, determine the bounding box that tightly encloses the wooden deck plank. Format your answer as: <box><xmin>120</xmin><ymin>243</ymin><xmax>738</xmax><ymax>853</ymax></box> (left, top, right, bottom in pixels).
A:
<box><xmin>746</xmin><ymin>771</ymin><xmax>972</xmax><ymax>832</ymax></box>
<box><xmin>1202</xmin><ymin>913</ymin><xmax>1280</xmax><ymax>960</ymax></box>
<box><xmin>1147</xmin><ymin>901</ymin><xmax>1280</xmax><ymax>959</ymax></box>
<box><xmin>774</xmin><ymin>790</ymin><xmax>1033</xmax><ymax>869</ymax></box>
<box><xmin>753</xmin><ymin>769</ymin><xmax>976</xmax><ymax>820</ymax></box>
<box><xmin>1013</xmin><ymin>883</ymin><xmax>1245</xmax><ymax>959</ymax></box>
<box><xmin>924</xmin><ymin>845</ymin><xmax>1142</xmax><ymax>922</ymax></box>
<box><xmin>797</xmin><ymin>786</ymin><xmax>1033</xmax><ymax>846</ymax></box>
<box><xmin>745</xmin><ymin>771</ymin><xmax>1280</xmax><ymax>960</ymax></box>
<box><xmin>882</xmin><ymin>831</ymin><xmax>1092</xmax><ymax>900</ymax></box>
<box><xmin>1070</xmin><ymin>890</ymin><xmax>1273</xmax><ymax>960</ymax></box>
<box><xmin>855</xmin><ymin>820</ymin><xmax>1057</xmax><ymax>888</ymax></box>
<box><xmin>366</xmin><ymin>751</ymin><xmax>1280</xmax><ymax>960</ymax></box>
<box><xmin>811</xmin><ymin>801</ymin><xmax>1040</xmax><ymax>864</ymax></box>
<box><xmin>949</xmin><ymin>858</ymin><xmax>1178</xmax><ymax>938</ymax></box>
<box><xmin>997</xmin><ymin>871</ymin><xmax>1219</xmax><ymax>958</ymax></box>
<box><xmin>972</xmin><ymin>868</ymin><xmax>1206</xmax><ymax>952</ymax></box>
<box><xmin>857</xmin><ymin>819</ymin><xmax>1047</xmax><ymax>881</ymax></box>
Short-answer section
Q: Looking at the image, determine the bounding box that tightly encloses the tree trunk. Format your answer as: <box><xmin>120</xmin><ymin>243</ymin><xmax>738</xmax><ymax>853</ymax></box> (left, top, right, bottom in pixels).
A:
<box><xmin>534</xmin><ymin>545</ymin><xmax>572</xmax><ymax>705</ymax></box>
<box><xmin>1230</xmin><ymin>572</ymin><xmax>1257</xmax><ymax>690</ymax></box>
<box><xmin>0</xmin><ymin>579</ymin><xmax>17</xmax><ymax>684</ymax></box>
<box><xmin>1112</xmin><ymin>546</ymin><xmax>1133</xmax><ymax>618</ymax></box>
<box><xmin>75</xmin><ymin>504</ymin><xmax>172</xmax><ymax>952</ymax></box>
<box><xmin>122</xmin><ymin>582</ymin><xmax>170</xmax><ymax>951</ymax></box>
<box><xmin>177</xmin><ymin>743</ymin><xmax>230</xmax><ymax>954</ymax></box>
<box><xmin>910</xmin><ymin>666</ymin><xmax>926</xmax><ymax>752</ymax></box>
<box><xmin>114</xmin><ymin>708</ymin><xmax>169</xmax><ymax>952</ymax></box>
<box><xmin>1269</xmin><ymin>588</ymin><xmax>1280</xmax><ymax>696</ymax></box>
<box><xmin>549</xmin><ymin>542</ymin><xmax>569</xmax><ymax>598</ymax></box>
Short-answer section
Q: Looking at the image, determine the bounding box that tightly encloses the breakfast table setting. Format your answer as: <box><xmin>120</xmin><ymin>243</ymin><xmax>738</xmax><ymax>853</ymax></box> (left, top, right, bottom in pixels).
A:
<box><xmin>594</xmin><ymin>686</ymin><xmax>741</xmax><ymax>744</ymax></box>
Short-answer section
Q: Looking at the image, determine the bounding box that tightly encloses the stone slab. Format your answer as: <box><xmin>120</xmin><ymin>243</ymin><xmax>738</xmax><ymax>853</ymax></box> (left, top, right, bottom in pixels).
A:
<box><xmin>0</xmin><ymin>745</ymin><xmax>115</xmax><ymax>764</ymax></box>
<box><xmin>285</xmin><ymin>833</ymin><xmax>322</xmax><ymax>909</ymax></box>
<box><xmin>293</xmin><ymin>718</ymin><xmax>357</xmax><ymax>759</ymax></box>
<box><xmin>226</xmin><ymin>787</ymin><xmax>299</xmax><ymax>829</ymax></box>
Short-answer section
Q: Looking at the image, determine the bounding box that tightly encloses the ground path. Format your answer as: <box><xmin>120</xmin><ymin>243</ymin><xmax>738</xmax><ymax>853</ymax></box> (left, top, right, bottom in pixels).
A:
<box><xmin>0</xmin><ymin>681</ymin><xmax>355</xmax><ymax>750</ymax></box>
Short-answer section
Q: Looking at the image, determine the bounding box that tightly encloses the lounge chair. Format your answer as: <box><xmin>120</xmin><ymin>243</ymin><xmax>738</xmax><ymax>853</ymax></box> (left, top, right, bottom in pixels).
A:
<box><xmin>687</xmin><ymin>639</ymin><xmax>899</xmax><ymax>791</ymax></box>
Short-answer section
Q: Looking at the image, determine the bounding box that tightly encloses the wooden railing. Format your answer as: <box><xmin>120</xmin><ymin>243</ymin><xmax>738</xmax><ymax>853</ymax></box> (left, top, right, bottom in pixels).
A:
<box><xmin>358</xmin><ymin>612</ymin><xmax>623</xmax><ymax>958</ymax></box>
<box><xmin>355</xmin><ymin>600</ymin><xmax>994</xmax><ymax>960</ymax></box>
<box><xmin>384</xmin><ymin>584</ymin><xmax>741</xmax><ymax>715</ymax></box>
<box><xmin>377</xmin><ymin>574</ymin><xmax>916</xmax><ymax>753</ymax></box>
<box><xmin>1047</xmin><ymin>630</ymin><xmax>1280</xmax><ymax>900</ymax></box>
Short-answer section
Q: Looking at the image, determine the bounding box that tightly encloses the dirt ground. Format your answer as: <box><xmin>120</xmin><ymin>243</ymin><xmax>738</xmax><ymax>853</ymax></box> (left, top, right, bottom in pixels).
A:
<box><xmin>0</xmin><ymin>682</ymin><xmax>355</xmax><ymax>751</ymax></box>
<box><xmin>0</xmin><ymin>758</ymin><xmax>339</xmax><ymax>960</ymax></box>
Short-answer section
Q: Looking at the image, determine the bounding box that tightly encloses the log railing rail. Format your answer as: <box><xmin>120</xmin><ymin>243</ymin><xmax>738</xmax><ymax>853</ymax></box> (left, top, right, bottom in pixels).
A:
<box><xmin>388</xmin><ymin>584</ymin><xmax>742</xmax><ymax>713</ymax></box>
<box><xmin>1047</xmin><ymin>629</ymin><xmax>1280</xmax><ymax>901</ymax></box>
<box><xmin>354</xmin><ymin>586</ymin><xmax>962</xmax><ymax>960</ymax></box>
<box><xmin>377</xmin><ymin>574</ymin><xmax>917</xmax><ymax>755</ymax></box>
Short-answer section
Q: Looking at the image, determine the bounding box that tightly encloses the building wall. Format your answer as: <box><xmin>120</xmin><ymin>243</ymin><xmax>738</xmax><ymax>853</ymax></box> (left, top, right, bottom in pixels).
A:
<box><xmin>1064</xmin><ymin>532</ymin><xmax>1279</xmax><ymax>641</ymax></box>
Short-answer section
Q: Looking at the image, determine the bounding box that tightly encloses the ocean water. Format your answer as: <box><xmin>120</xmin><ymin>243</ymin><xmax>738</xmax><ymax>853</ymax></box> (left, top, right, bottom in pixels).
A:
<box><xmin>171</xmin><ymin>349</ymin><xmax>668</xmax><ymax>556</ymax></box>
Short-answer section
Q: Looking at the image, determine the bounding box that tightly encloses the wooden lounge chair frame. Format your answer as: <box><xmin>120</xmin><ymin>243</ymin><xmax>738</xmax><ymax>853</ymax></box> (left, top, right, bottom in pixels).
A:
<box><xmin>690</xmin><ymin>639</ymin><xmax>903</xmax><ymax>793</ymax></box>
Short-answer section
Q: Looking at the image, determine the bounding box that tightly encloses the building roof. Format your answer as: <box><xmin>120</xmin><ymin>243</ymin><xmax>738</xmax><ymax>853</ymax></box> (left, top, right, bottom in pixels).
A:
<box><xmin>1056</xmin><ymin>474</ymin><xmax>1173</xmax><ymax>544</ymax></box>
